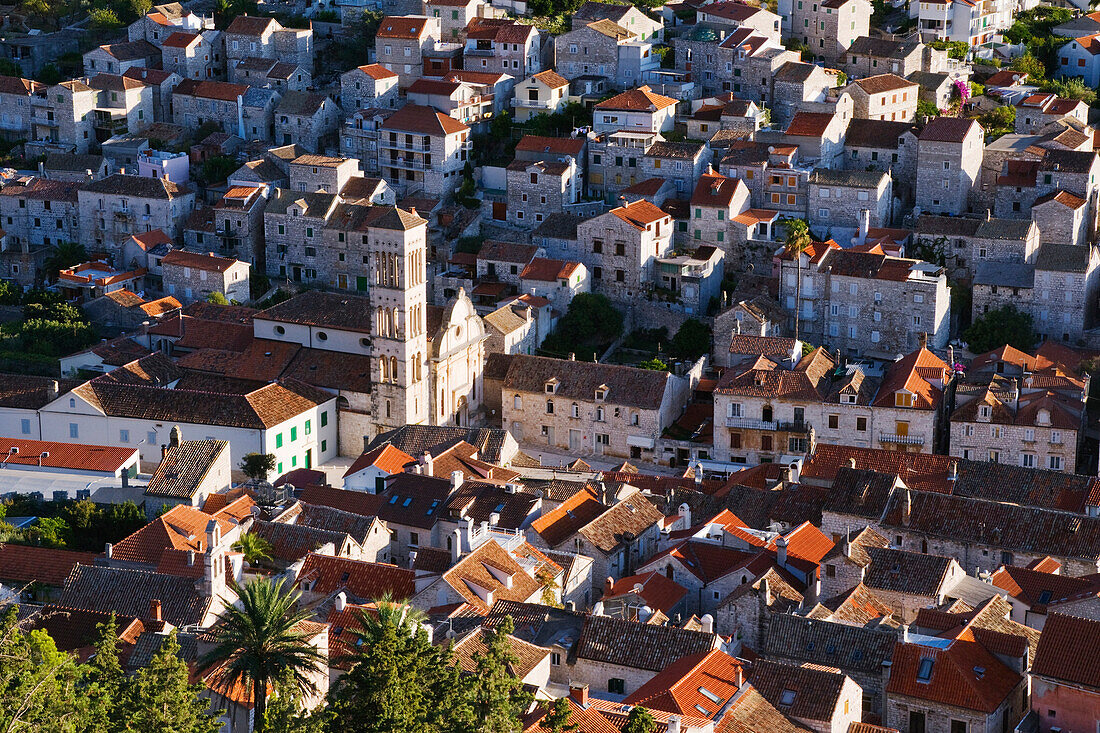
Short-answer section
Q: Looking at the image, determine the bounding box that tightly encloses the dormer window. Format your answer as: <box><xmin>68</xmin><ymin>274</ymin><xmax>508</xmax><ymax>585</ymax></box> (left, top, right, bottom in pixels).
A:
<box><xmin>979</xmin><ymin>405</ymin><xmax>990</xmax><ymax>419</ymax></box>
<box><xmin>545</xmin><ymin>379</ymin><xmax>558</xmax><ymax>394</ymax></box>
<box><xmin>895</xmin><ymin>392</ymin><xmax>913</xmax><ymax>408</ymax></box>
<box><xmin>1037</xmin><ymin>409</ymin><xmax>1051</xmax><ymax>425</ymax></box>
<box><xmin>595</xmin><ymin>385</ymin><xmax>608</xmax><ymax>401</ymax></box>
<box><xmin>842</xmin><ymin>395</ymin><xmax>856</xmax><ymax>404</ymax></box>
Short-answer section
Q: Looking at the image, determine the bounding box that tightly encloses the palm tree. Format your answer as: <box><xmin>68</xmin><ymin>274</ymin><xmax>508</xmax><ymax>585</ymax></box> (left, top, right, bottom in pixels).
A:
<box><xmin>43</xmin><ymin>241</ymin><xmax>87</xmax><ymax>283</ymax></box>
<box><xmin>232</xmin><ymin>533</ymin><xmax>274</xmax><ymax>567</ymax></box>
<box><xmin>197</xmin><ymin>578</ymin><xmax>325</xmax><ymax>733</ymax></box>
<box><xmin>783</xmin><ymin>218</ymin><xmax>812</xmax><ymax>342</ymax></box>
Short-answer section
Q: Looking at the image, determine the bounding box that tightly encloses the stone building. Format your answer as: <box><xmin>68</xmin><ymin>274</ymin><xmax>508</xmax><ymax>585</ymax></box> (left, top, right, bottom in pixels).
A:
<box><xmin>161</xmin><ymin>250</ymin><xmax>249</xmax><ymax>303</ymax></box>
<box><xmin>27</xmin><ymin>80</ymin><xmax>99</xmax><ymax>157</ymax></box>
<box><xmin>78</xmin><ymin>173</ymin><xmax>196</xmax><ymax>253</ymax></box>
<box><xmin>339</xmin><ymin>64</ymin><xmax>400</xmax><ymax>114</ymax></box>
<box><xmin>972</xmin><ymin>243</ymin><xmax>1100</xmax><ymax>344</ymax></box>
<box><xmin>375</xmin><ymin>16</ymin><xmax>440</xmax><ymax>89</ymax></box>
<box><xmin>505</xmin><ymin>159</ymin><xmax>580</xmax><ymax>228</ymax></box>
<box><xmin>913</xmin><ymin>214</ymin><xmax>1039</xmax><ymax>280</ymax></box>
<box><xmin>915</xmin><ymin>117</ymin><xmax>984</xmax><ymax>216</ymax></box>
<box><xmin>511</xmin><ymin>70</ymin><xmax>569</xmax><ymax>123</ymax></box>
<box><xmin>777</xmin><ymin>242</ymin><xmax>951</xmax><ymax>358</ymax></box>
<box><xmin>575</xmin><ymin>199</ymin><xmax>673</xmax><ymax>300</ymax></box>
<box><xmin>83</xmin><ymin>40</ymin><xmax>160</xmax><ymax>77</ymax></box>
<box><xmin>845</xmin><ymin>73</ymin><xmax>917</xmax><ymax>122</ymax></box>
<box><xmin>0</xmin><ymin>76</ymin><xmax>44</xmax><ymax>141</ymax></box>
<box><xmin>688</xmin><ymin>168</ymin><xmax>750</xmax><ymax>256</ymax></box>
<box><xmin>211</xmin><ymin>184</ymin><xmax>268</xmax><ymax>264</ymax></box>
<box><xmin>378</xmin><ymin>103</ymin><xmax>470</xmax><ymax>200</ymax></box>
<box><xmin>840</xmin><ymin>35</ymin><xmax>929</xmax><ymax>79</ymax></box>
<box><xmin>790</xmin><ymin>0</ymin><xmax>871</xmax><ymax>62</ymax></box>
<box><xmin>463</xmin><ymin>19</ymin><xmax>542</xmax><ymax>79</ymax></box>
<box><xmin>501</xmin><ymin>354</ymin><xmax>688</xmax><ymax>461</ymax></box>
<box><xmin>0</xmin><ymin>176</ymin><xmax>81</xmax><ymax>260</ymax></box>
<box><xmin>806</xmin><ymin>168</ymin><xmax>892</xmax><ymax>240</ymax></box>
<box><xmin>1032</xmin><ymin>190</ymin><xmax>1088</xmax><ymax>246</ymax></box>
<box><xmin>225</xmin><ymin>15</ymin><xmax>313</xmax><ymax>75</ymax></box>
<box><xmin>229</xmin><ymin>57</ymin><xmax>310</xmax><ymax>92</ymax></box>
<box><xmin>171</xmin><ymin>79</ymin><xmax>251</xmax><ymax>139</ymax></box>
<box><xmin>161</xmin><ymin>30</ymin><xmax>223</xmax><ymax>81</ymax></box>
<box><xmin>842</xmin><ymin>119</ymin><xmax>918</xmax><ymax>196</ymax></box>
<box><xmin>553</xmin><ymin>20</ymin><xmax>635</xmax><ymax>82</ymax></box>
<box><xmin>640</xmin><ymin>140</ymin><xmax>711</xmax><ymax>199</ymax></box>
<box><xmin>274</xmin><ymin>92</ymin><xmax>340</xmax><ymax>153</ymax></box>
<box><xmin>592</xmin><ymin>86</ymin><xmax>677</xmax><ymax>134</ymax></box>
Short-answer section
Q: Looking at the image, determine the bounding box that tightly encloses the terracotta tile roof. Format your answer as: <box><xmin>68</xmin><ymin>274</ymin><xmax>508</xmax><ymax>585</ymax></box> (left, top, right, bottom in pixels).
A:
<box><xmin>161</xmin><ymin>250</ymin><xmax>241</xmax><ymax>273</ymax></box>
<box><xmin>258</xmin><ymin>291</ymin><xmax>373</xmax><ymax>333</ymax></box>
<box><xmin>344</xmin><ymin>444</ymin><xmax>415</xmax><ymax>479</ymax></box>
<box><xmin>145</xmin><ymin>440</ymin><xmax>226</xmax><ymax>499</ymax></box>
<box><xmin>26</xmin><ymin>606</ymin><xmax>144</xmax><ymax>661</ymax></box>
<box><xmin>582</xmin><ymin>18</ymin><xmax>633</xmax><ymax>39</ymax></box>
<box><xmin>818</xmin><ymin>582</ymin><xmax>896</xmax><ymax>625</ymax></box>
<box><xmin>871</xmin><ymin>348</ymin><xmax>948</xmax><ymax>409</ymax></box>
<box><xmin>0</xmin><ymin>75</ymin><xmax>42</xmax><ymax>95</ymax></box>
<box><xmin>111</xmin><ymin>504</ymin><xmax>233</xmax><ymax>566</ymax></box>
<box><xmin>1034</xmin><ymin>189</ymin><xmax>1087</xmax><ymax>209</ymax></box>
<box><xmin>368</xmin><ymin>425</ymin><xmax>513</xmax><ymax>466</ymax></box>
<box><xmin>300</xmin><ymin>484</ymin><xmax>384</xmax><ymax>516</ymax></box>
<box><xmin>532</xmin><ymin>487</ymin><xmax>606</xmax><ymax>547</ymax></box>
<box><xmin>523</xmin><ymin>698</ymin><xmax>621</xmax><ymax>733</ymax></box>
<box><xmin>440</xmin><ymin>539</ymin><xmax>541</xmax><ymax>613</ymax></box>
<box><xmin>644</xmin><ymin>540</ymin><xmax>758</xmax><ymax>584</ymax></box>
<box><xmin>514</xmin><ymin>135</ymin><xmax>585</xmax><ymax>156</ymax></box>
<box><xmin>595</xmin><ymin>85</ymin><xmax>677</xmax><ymax>112</ymax></box>
<box><xmin>58</xmin><ymin>564</ymin><xmax>209</xmax><ymax>627</ymax></box>
<box><xmin>452</xmin><ymin>626</ymin><xmax>550</xmax><ymax>677</ymax></box>
<box><xmin>531</xmin><ymin>69</ymin><xmax>568</xmax><ymax>88</ymax></box>
<box><xmin>0</xmin><ymin>437</ymin><xmax>134</xmax><ymax>472</ymax></box>
<box><xmin>382</xmin><ymin>101</ymin><xmax>471</xmax><ymax>135</ymax></box>
<box><xmin>575</xmin><ymin>613</ymin><xmax>718</xmax><ymax>672</ymax></box>
<box><xmin>578</xmin><ymin>491</ymin><xmax>663</xmax><ymax>555</ymax></box>
<box><xmin>718</xmin><ymin>685</ymin><xmax>809</xmax><ymax>733</ymax></box>
<box><xmin>174</xmin><ymin>78</ymin><xmax>248</xmax><ymax>102</ymax></box>
<box><xmin>762</xmin><ymin>613</ymin><xmax>895</xmax><ymax>675</ymax></box>
<box><xmin>1032</xmin><ymin>612</ymin><xmax>1100</xmax><ymax>688</ymax></box>
<box><xmin>226</xmin><ymin>15</ymin><xmax>275</xmax><ymax>35</ymax></box>
<box><xmin>715</xmin><ymin>347</ymin><xmax>835</xmax><ymax>400</ymax></box>
<box><xmin>691</xmin><ymin>169</ymin><xmax>745</xmax><ymax>208</ymax></box>
<box><xmin>919</xmin><ymin>117</ymin><xmax>979</xmax><ymax>142</ymax></box>
<box><xmin>864</xmin><ymin>547</ymin><xmax>953</xmax><ymax>597</ymax></box>
<box><xmin>296</xmin><ymin>553</ymin><xmax>415</xmax><ymax>601</ymax></box>
<box><xmin>605</xmin><ymin>571</ymin><xmax>688</xmax><ymax>613</ymax></box>
<box><xmin>0</xmin><ymin>545</ymin><xmax>98</xmax><ymax>585</ymax></box>
<box><xmin>887</xmin><ymin>638</ymin><xmax>1021</xmax><ymax>713</ymax></box>
<box><xmin>503</xmin><ymin>354</ymin><xmax>670</xmax><ymax>411</ymax></box>
<box><xmin>990</xmin><ymin>563</ymin><xmax>1100</xmax><ymax>610</ymax></box>
<box><xmin>520</xmin><ymin>257</ymin><xmax>582</xmax><ymax>282</ymax></box>
<box><xmin>852</xmin><ymin>73</ymin><xmax>916</xmax><ymax>94</ymax></box>
<box><xmin>624</xmin><ymin>649</ymin><xmax>743</xmax><ymax>717</ymax></box>
<box><xmin>750</xmin><ymin>659</ymin><xmax>846</xmax><ymax>723</ymax></box>
<box><xmin>162</xmin><ymin>31</ymin><xmax>199</xmax><ymax>48</ymax></box>
<box><xmin>785</xmin><ymin>111</ymin><xmax>836</xmax><ymax>137</ymax></box>
<box><xmin>251</xmin><ymin>519</ymin><xmax>354</xmax><ymax>562</ymax></box>
<box><xmin>356</xmin><ymin>63</ymin><xmax>398</xmax><ymax>80</ymax></box>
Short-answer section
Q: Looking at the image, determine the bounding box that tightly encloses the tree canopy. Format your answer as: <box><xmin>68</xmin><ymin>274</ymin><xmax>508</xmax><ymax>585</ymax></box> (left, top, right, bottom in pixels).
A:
<box><xmin>962</xmin><ymin>304</ymin><xmax>1037</xmax><ymax>354</ymax></box>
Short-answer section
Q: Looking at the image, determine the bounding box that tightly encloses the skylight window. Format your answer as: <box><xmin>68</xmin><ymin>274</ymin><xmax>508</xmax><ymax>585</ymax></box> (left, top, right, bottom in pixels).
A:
<box><xmin>779</xmin><ymin>689</ymin><xmax>796</xmax><ymax>706</ymax></box>
<box><xmin>698</xmin><ymin>687</ymin><xmax>722</xmax><ymax>704</ymax></box>
<box><xmin>694</xmin><ymin>705</ymin><xmax>711</xmax><ymax>716</ymax></box>
<box><xmin>426</xmin><ymin>500</ymin><xmax>441</xmax><ymax>516</ymax></box>
<box><xmin>494</xmin><ymin>503</ymin><xmax>506</xmax><ymax>513</ymax></box>
<box><xmin>917</xmin><ymin>658</ymin><xmax>934</xmax><ymax>682</ymax></box>
<box><xmin>402</xmin><ymin>497</ymin><xmax>413</xmax><ymax>507</ymax></box>
<box><xmin>1038</xmin><ymin>590</ymin><xmax>1052</xmax><ymax>604</ymax></box>
<box><xmin>389</xmin><ymin>495</ymin><xmax>399</xmax><ymax>504</ymax></box>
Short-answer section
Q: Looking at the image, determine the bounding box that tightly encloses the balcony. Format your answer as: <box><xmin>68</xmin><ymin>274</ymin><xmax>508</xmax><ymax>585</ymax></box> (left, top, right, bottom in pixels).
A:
<box><xmin>386</xmin><ymin>156</ymin><xmax>432</xmax><ymax>171</ymax></box>
<box><xmin>727</xmin><ymin>417</ymin><xmax>812</xmax><ymax>433</ymax></box>
<box><xmin>879</xmin><ymin>433</ymin><xmax>925</xmax><ymax>446</ymax></box>
<box><xmin>513</xmin><ymin>98</ymin><xmax>552</xmax><ymax>109</ymax></box>
<box><xmin>383</xmin><ymin>139</ymin><xmax>431</xmax><ymax>152</ymax></box>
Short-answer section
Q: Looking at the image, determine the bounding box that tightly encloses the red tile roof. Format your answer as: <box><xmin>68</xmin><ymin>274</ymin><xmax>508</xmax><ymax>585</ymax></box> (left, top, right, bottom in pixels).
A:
<box><xmin>343</xmin><ymin>444</ymin><xmax>415</xmax><ymax>479</ymax></box>
<box><xmin>595</xmin><ymin>85</ymin><xmax>677</xmax><ymax>112</ymax></box>
<box><xmin>624</xmin><ymin>649</ymin><xmax>743</xmax><ymax>717</ymax></box>
<box><xmin>357</xmin><ymin>63</ymin><xmax>398</xmax><ymax>80</ymax></box>
<box><xmin>514</xmin><ymin>135</ymin><xmax>585</xmax><ymax>156</ymax></box>
<box><xmin>886</xmin><ymin>638</ymin><xmax>1021</xmax><ymax>713</ymax></box>
<box><xmin>300</xmin><ymin>484</ymin><xmax>385</xmax><ymax>516</ymax></box>
<box><xmin>1032</xmin><ymin>612</ymin><xmax>1100</xmax><ymax>689</ymax></box>
<box><xmin>296</xmin><ymin>553</ymin><xmax>415</xmax><ymax>601</ymax></box>
<box><xmin>161</xmin><ymin>250</ymin><xmax>242</xmax><ymax>272</ymax></box>
<box><xmin>0</xmin><ymin>438</ymin><xmax>135</xmax><ymax>472</ymax></box>
<box><xmin>643</xmin><ymin>540</ymin><xmax>758</xmax><ymax>584</ymax></box>
<box><xmin>377</xmin><ymin>16</ymin><xmax>432</xmax><ymax>38</ymax></box>
<box><xmin>604</xmin><ymin>571</ymin><xmax>688</xmax><ymax>613</ymax></box>
<box><xmin>785</xmin><ymin>111</ymin><xmax>836</xmax><ymax>137</ymax></box>
<box><xmin>0</xmin><ymin>545</ymin><xmax>99</xmax><ymax>585</ymax></box>
<box><xmin>611</xmin><ymin>198</ymin><xmax>669</xmax><ymax>229</ymax></box>
<box><xmin>531</xmin><ymin>487</ymin><xmax>607</xmax><ymax>547</ymax></box>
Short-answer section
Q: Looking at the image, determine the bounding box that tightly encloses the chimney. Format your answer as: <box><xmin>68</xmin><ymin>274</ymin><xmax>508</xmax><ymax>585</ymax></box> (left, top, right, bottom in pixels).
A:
<box><xmin>149</xmin><ymin>598</ymin><xmax>162</xmax><ymax>622</ymax></box>
<box><xmin>918</xmin><ymin>331</ymin><xmax>928</xmax><ymax>349</ymax></box>
<box><xmin>603</xmin><ymin>576</ymin><xmax>614</xmax><ymax>597</ymax></box>
<box><xmin>47</xmin><ymin>380</ymin><xmax>58</xmax><ymax>400</ymax></box>
<box><xmin>985</xmin><ymin>208</ymin><xmax>992</xmax><ymax>221</ymax></box>
<box><xmin>37</xmin><ymin>160</ymin><xmax>43</xmax><ymax>174</ymax></box>
<box><xmin>105</xmin><ymin>542</ymin><xmax>113</xmax><ymax>559</ymax></box>
<box><xmin>760</xmin><ymin>575</ymin><xmax>771</xmax><ymax>605</ymax></box>
<box><xmin>161</xmin><ymin>443</ymin><xmax>168</xmax><ymax>459</ymax></box>
<box><xmin>776</xmin><ymin>536</ymin><xmax>788</xmax><ymax>567</ymax></box>
<box><xmin>700</xmin><ymin>614</ymin><xmax>714</xmax><ymax>634</ymax></box>
<box><xmin>901</xmin><ymin>624</ymin><xmax>910</xmax><ymax>643</ymax></box>
<box><xmin>421</xmin><ymin>451</ymin><xmax>434</xmax><ymax>476</ymax></box>
<box><xmin>903</xmin><ymin>488</ymin><xmax>913</xmax><ymax>526</ymax></box>
<box><xmin>451</xmin><ymin>470</ymin><xmax>464</xmax><ymax>490</ymax></box>
<box><xmin>568</xmin><ymin>352</ymin><xmax>575</xmax><ymax>361</ymax></box>
<box><xmin>679</xmin><ymin>502</ymin><xmax>691</xmax><ymax>528</ymax></box>
<box><xmin>848</xmin><ymin>457</ymin><xmax>857</xmax><ymax>469</ymax></box>
<box><xmin>187</xmin><ymin>549</ymin><xmax>195</xmax><ymax>566</ymax></box>
<box><xmin>169</xmin><ymin>425</ymin><xmax>182</xmax><ymax>449</ymax></box>
<box><xmin>569</xmin><ymin>684</ymin><xmax>589</xmax><ymax>708</ymax></box>
<box><xmin>947</xmin><ymin>345</ymin><xmax>955</xmax><ymax>372</ymax></box>
<box><xmin>667</xmin><ymin>716</ymin><xmax>682</xmax><ymax>733</ymax></box>
<box><xmin>451</xmin><ymin>527</ymin><xmax>462</xmax><ymax>564</ymax></box>
<box><xmin>335</xmin><ymin>591</ymin><xmax>347</xmax><ymax>612</ymax></box>
<box><xmin>788</xmin><ymin>461</ymin><xmax>800</xmax><ymax>483</ymax></box>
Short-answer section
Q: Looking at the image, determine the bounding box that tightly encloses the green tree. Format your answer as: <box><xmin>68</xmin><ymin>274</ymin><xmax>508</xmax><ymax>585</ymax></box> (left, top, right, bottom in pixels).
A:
<box><xmin>329</xmin><ymin>598</ymin><xmax>472</xmax><ymax>733</ymax></box>
<box><xmin>81</xmin><ymin>615</ymin><xmax>126</xmax><ymax>732</ymax></box>
<box><xmin>1042</xmin><ymin>76</ymin><xmax>1097</xmax><ymax>104</ymax></box>
<box><xmin>637</xmin><ymin>357</ymin><xmax>669</xmax><ymax>371</ymax></box>
<box><xmin>783</xmin><ymin>218</ymin><xmax>812</xmax><ymax>342</ymax></box>
<box><xmin>962</xmin><ymin>304</ymin><xmax>1037</xmax><ymax>354</ymax></box>
<box><xmin>121</xmin><ymin>632</ymin><xmax>221</xmax><ymax>733</ymax></box>
<box><xmin>980</xmin><ymin>105</ymin><xmax>1016</xmax><ymax>139</ymax></box>
<box><xmin>468</xmin><ymin>616</ymin><xmax>533</xmax><ymax>733</ymax></box>
<box><xmin>0</xmin><ymin>280</ymin><xmax>20</xmax><ymax>305</ymax></box>
<box><xmin>26</xmin><ymin>516</ymin><xmax>71</xmax><ymax>548</ymax></box>
<box><xmin>668</xmin><ymin>318</ymin><xmax>711</xmax><ymax>360</ymax></box>
<box><xmin>198</xmin><ymin>578</ymin><xmax>325</xmax><ymax>733</ymax></box>
<box><xmin>128</xmin><ymin>0</ymin><xmax>151</xmax><ymax>16</ymax></box>
<box><xmin>540</xmin><ymin>293</ymin><xmax>623</xmax><ymax>360</ymax></box>
<box><xmin>916</xmin><ymin>99</ymin><xmax>939</xmax><ymax>118</ymax></box>
<box><xmin>233</xmin><ymin>532</ymin><xmax>274</xmax><ymax>566</ymax></box>
<box><xmin>0</xmin><ymin>606</ymin><xmax>84</xmax><ymax>731</ymax></box>
<box><xmin>206</xmin><ymin>291</ymin><xmax>230</xmax><ymax>305</ymax></box>
<box><xmin>240</xmin><ymin>452</ymin><xmax>277</xmax><ymax>481</ymax></box>
<box><xmin>622</xmin><ymin>706</ymin><xmax>657</xmax><ymax>733</ymax></box>
<box><xmin>43</xmin><ymin>241</ymin><xmax>87</xmax><ymax>282</ymax></box>
<box><xmin>1011</xmin><ymin>53</ymin><xmax>1045</xmax><ymax>81</ymax></box>
<box><xmin>539</xmin><ymin>698</ymin><xmax>577</xmax><ymax>733</ymax></box>
<box><xmin>88</xmin><ymin>7</ymin><xmax>121</xmax><ymax>27</ymax></box>
<box><xmin>200</xmin><ymin>155</ymin><xmax>239</xmax><ymax>185</ymax></box>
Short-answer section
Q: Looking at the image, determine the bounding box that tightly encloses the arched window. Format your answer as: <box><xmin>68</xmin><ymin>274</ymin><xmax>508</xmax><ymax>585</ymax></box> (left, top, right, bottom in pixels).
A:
<box><xmin>380</xmin><ymin>357</ymin><xmax>388</xmax><ymax>382</ymax></box>
<box><xmin>571</xmin><ymin>403</ymin><xmax>579</xmax><ymax>418</ymax></box>
<box><xmin>390</xmin><ymin>357</ymin><xmax>397</xmax><ymax>382</ymax></box>
<box><xmin>546</xmin><ymin>400</ymin><xmax>554</xmax><ymax>414</ymax></box>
